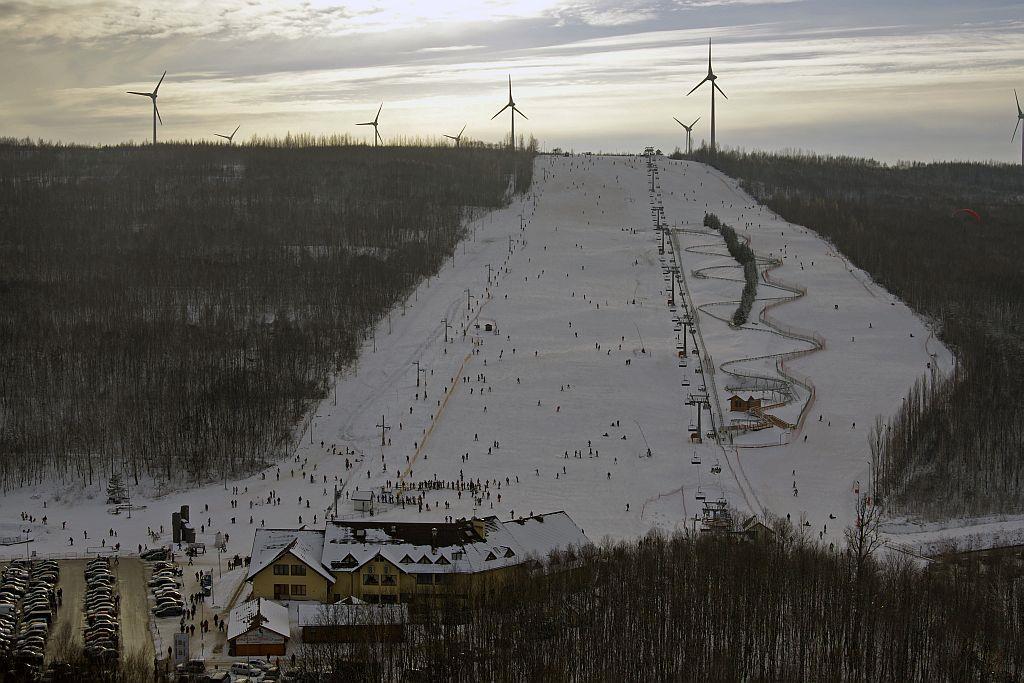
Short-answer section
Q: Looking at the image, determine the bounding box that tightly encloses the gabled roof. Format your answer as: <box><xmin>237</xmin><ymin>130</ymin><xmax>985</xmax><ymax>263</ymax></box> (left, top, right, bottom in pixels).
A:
<box><xmin>246</xmin><ymin>528</ymin><xmax>334</xmax><ymax>584</ymax></box>
<box><xmin>228</xmin><ymin>598</ymin><xmax>289</xmax><ymax>641</ymax></box>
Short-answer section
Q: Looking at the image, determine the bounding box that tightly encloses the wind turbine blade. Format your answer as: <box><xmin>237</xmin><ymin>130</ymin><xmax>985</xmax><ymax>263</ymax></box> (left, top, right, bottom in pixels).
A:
<box><xmin>154</xmin><ymin>71</ymin><xmax>166</xmax><ymax>95</ymax></box>
<box><xmin>459</xmin><ymin>124</ymin><xmax>466</xmax><ymax>136</ymax></box>
<box><xmin>376</xmin><ymin>129</ymin><xmax>382</xmax><ymax>145</ymax></box>
<box><xmin>357</xmin><ymin>122</ymin><xmax>373</xmax><ymax>126</ymax></box>
<box><xmin>126</xmin><ymin>91</ymin><xmax>151</xmax><ymax>97</ymax></box>
<box><xmin>1016</xmin><ymin>89</ymin><xmax>1023</xmax><ymax>116</ymax></box>
<box><xmin>691</xmin><ymin>117</ymin><xmax>701</xmax><ymax>127</ymax></box>
<box><xmin>513</xmin><ymin>106</ymin><xmax>527</xmax><ymax>120</ymax></box>
<box><xmin>154</xmin><ymin>103</ymin><xmax>163</xmax><ymax>125</ymax></box>
<box><xmin>673</xmin><ymin>117</ymin><xmax>685</xmax><ymax>127</ymax></box>
<box><xmin>491</xmin><ymin>104</ymin><xmax>511</xmax><ymax>120</ymax></box>
<box><xmin>708</xmin><ymin>38</ymin><xmax>713</xmax><ymax>72</ymax></box>
<box><xmin>1013</xmin><ymin>118</ymin><xmax>1021</xmax><ymax>142</ymax></box>
<box><xmin>375</xmin><ymin>103</ymin><xmax>382</xmax><ymax>123</ymax></box>
<box><xmin>714</xmin><ymin>82</ymin><xmax>728</xmax><ymax>99</ymax></box>
<box><xmin>444</xmin><ymin>135</ymin><xmax>456</xmax><ymax>140</ymax></box>
<box><xmin>232</xmin><ymin>125</ymin><xmax>240</xmax><ymax>137</ymax></box>
<box><xmin>508</xmin><ymin>74</ymin><xmax>512</xmax><ymax>99</ymax></box>
<box><xmin>686</xmin><ymin>77</ymin><xmax>709</xmax><ymax>97</ymax></box>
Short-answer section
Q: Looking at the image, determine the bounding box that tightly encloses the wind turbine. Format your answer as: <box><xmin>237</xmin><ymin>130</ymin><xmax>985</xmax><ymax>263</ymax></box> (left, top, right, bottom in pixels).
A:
<box><xmin>491</xmin><ymin>75</ymin><xmax>527</xmax><ymax>150</ymax></box>
<box><xmin>686</xmin><ymin>39</ymin><xmax>727</xmax><ymax>154</ymax></box>
<box><xmin>358</xmin><ymin>104</ymin><xmax>383</xmax><ymax>147</ymax></box>
<box><xmin>673</xmin><ymin>116</ymin><xmax>701</xmax><ymax>154</ymax></box>
<box><xmin>444</xmin><ymin>124</ymin><xmax>467</xmax><ymax>148</ymax></box>
<box><xmin>126</xmin><ymin>70</ymin><xmax>166</xmax><ymax>145</ymax></box>
<box><xmin>1012</xmin><ymin>89</ymin><xmax>1024</xmax><ymax>166</ymax></box>
<box><xmin>214</xmin><ymin>125</ymin><xmax>240</xmax><ymax>144</ymax></box>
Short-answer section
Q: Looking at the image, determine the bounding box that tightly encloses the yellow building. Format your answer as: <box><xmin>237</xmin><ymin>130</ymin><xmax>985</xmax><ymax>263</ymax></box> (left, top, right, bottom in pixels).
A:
<box><xmin>245</xmin><ymin>513</ymin><xmax>590</xmax><ymax>606</ymax></box>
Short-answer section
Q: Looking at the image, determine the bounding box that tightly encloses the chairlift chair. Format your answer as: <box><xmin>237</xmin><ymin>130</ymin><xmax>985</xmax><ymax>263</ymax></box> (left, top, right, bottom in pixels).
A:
<box><xmin>695</xmin><ymin>487</ymin><xmax>706</xmax><ymax>501</ymax></box>
<box><xmin>691</xmin><ymin>452</ymin><xmax>701</xmax><ymax>465</ymax></box>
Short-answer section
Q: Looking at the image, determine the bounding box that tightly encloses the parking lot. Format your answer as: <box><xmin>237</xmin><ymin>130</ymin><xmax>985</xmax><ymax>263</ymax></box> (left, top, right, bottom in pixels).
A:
<box><xmin>44</xmin><ymin>558</ymin><xmax>154</xmax><ymax>672</ymax></box>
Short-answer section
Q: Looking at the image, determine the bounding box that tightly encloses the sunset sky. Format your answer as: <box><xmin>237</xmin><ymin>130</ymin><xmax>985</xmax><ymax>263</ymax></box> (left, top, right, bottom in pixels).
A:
<box><xmin>1</xmin><ymin>0</ymin><xmax>1021</xmax><ymax>162</ymax></box>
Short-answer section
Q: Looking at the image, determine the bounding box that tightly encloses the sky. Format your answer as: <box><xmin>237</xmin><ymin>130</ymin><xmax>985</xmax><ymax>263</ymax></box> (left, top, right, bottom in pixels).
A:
<box><xmin>0</xmin><ymin>0</ymin><xmax>1021</xmax><ymax>162</ymax></box>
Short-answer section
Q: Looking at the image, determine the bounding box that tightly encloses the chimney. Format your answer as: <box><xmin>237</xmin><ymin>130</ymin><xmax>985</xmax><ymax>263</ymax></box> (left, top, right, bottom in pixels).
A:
<box><xmin>471</xmin><ymin>517</ymin><xmax>486</xmax><ymax>541</ymax></box>
<box><xmin>431</xmin><ymin>527</ymin><xmax>438</xmax><ymax>553</ymax></box>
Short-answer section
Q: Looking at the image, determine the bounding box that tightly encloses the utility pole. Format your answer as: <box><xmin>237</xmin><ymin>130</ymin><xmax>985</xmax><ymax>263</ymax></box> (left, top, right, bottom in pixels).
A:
<box><xmin>442</xmin><ymin>318</ymin><xmax>451</xmax><ymax>343</ymax></box>
<box><xmin>377</xmin><ymin>414</ymin><xmax>391</xmax><ymax>447</ymax></box>
<box><xmin>413</xmin><ymin>361</ymin><xmax>426</xmax><ymax>387</ymax></box>
<box><xmin>465</xmin><ymin>289</ymin><xmax>472</xmax><ymax>311</ymax></box>
<box><xmin>519</xmin><ymin>213</ymin><xmax>524</xmax><ymax>231</ymax></box>
<box><xmin>508</xmin><ymin>235</ymin><xmax>513</xmax><ymax>254</ymax></box>
<box><xmin>486</xmin><ymin>264</ymin><xmax>492</xmax><ymax>285</ymax></box>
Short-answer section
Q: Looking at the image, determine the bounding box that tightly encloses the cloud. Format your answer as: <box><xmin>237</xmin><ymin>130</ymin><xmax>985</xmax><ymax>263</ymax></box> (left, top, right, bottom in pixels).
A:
<box><xmin>1</xmin><ymin>0</ymin><xmax>1022</xmax><ymax>162</ymax></box>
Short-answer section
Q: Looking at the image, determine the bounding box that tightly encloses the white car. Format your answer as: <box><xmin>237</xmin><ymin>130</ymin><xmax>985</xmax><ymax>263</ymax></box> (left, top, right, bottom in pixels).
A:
<box><xmin>229</xmin><ymin>662</ymin><xmax>263</xmax><ymax>681</ymax></box>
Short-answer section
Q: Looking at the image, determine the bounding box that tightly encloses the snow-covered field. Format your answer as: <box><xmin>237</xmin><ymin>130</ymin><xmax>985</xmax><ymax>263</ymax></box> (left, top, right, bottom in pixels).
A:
<box><xmin>2</xmin><ymin>154</ymin><xmax>972</xmax><ymax>653</ymax></box>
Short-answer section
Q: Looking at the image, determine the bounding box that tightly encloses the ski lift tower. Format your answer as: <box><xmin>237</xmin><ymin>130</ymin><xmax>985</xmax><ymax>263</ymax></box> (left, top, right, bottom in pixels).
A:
<box><xmin>700</xmin><ymin>498</ymin><xmax>733</xmax><ymax>535</ymax></box>
<box><xmin>687</xmin><ymin>392</ymin><xmax>715</xmax><ymax>443</ymax></box>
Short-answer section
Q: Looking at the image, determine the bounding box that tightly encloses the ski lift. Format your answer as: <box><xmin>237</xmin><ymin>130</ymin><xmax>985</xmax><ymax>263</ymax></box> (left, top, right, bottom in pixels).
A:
<box><xmin>691</xmin><ymin>452</ymin><xmax>701</xmax><ymax>465</ymax></box>
<box><xmin>711</xmin><ymin>460</ymin><xmax>722</xmax><ymax>475</ymax></box>
<box><xmin>695</xmin><ymin>487</ymin><xmax>706</xmax><ymax>501</ymax></box>
<box><xmin>681</xmin><ymin>377</ymin><xmax>690</xmax><ymax>386</ymax></box>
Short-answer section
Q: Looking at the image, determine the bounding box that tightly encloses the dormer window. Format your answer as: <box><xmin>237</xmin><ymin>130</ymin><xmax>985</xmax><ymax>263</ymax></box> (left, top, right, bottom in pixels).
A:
<box><xmin>435</xmin><ymin>555</ymin><xmax>450</xmax><ymax>565</ymax></box>
<box><xmin>417</xmin><ymin>555</ymin><xmax>433</xmax><ymax>565</ymax></box>
<box><xmin>485</xmin><ymin>552</ymin><xmax>497</xmax><ymax>561</ymax></box>
<box><xmin>399</xmin><ymin>555</ymin><xmax>414</xmax><ymax>565</ymax></box>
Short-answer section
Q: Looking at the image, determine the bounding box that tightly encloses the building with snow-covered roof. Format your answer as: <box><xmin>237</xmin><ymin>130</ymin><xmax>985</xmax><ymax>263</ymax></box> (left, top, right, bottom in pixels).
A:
<box><xmin>246</xmin><ymin>528</ymin><xmax>333</xmax><ymax>601</ymax></box>
<box><xmin>297</xmin><ymin>602</ymin><xmax>408</xmax><ymax>643</ymax></box>
<box><xmin>245</xmin><ymin>512</ymin><xmax>590</xmax><ymax>606</ymax></box>
<box><xmin>227</xmin><ymin>597</ymin><xmax>290</xmax><ymax>657</ymax></box>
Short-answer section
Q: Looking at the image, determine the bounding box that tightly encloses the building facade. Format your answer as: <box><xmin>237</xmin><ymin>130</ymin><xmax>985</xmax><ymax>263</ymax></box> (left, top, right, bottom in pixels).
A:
<box><xmin>246</xmin><ymin>512</ymin><xmax>589</xmax><ymax>606</ymax></box>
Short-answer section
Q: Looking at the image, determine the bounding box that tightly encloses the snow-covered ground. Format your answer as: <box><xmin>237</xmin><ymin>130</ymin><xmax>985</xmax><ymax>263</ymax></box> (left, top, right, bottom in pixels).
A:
<box><xmin>1</xmin><ymin>153</ymin><xmax>981</xmax><ymax>655</ymax></box>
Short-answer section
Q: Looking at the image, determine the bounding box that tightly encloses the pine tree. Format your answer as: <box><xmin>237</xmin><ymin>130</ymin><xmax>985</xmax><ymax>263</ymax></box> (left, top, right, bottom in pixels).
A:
<box><xmin>106</xmin><ymin>472</ymin><xmax>126</xmax><ymax>504</ymax></box>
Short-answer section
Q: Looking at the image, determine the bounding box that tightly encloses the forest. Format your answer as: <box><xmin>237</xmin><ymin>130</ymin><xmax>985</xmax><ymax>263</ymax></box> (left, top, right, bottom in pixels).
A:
<box><xmin>0</xmin><ymin>138</ymin><xmax>534</xmax><ymax>491</ymax></box>
<box><xmin>292</xmin><ymin>524</ymin><xmax>1024</xmax><ymax>681</ymax></box>
<box><xmin>691</xmin><ymin>147</ymin><xmax>1024</xmax><ymax>519</ymax></box>
<box><xmin>703</xmin><ymin>212</ymin><xmax>758</xmax><ymax>326</ymax></box>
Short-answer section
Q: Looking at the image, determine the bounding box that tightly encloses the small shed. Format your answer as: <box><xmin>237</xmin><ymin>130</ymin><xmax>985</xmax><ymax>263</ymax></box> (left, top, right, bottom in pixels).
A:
<box><xmin>739</xmin><ymin>516</ymin><xmax>776</xmax><ymax>543</ymax></box>
<box><xmin>473</xmin><ymin>319</ymin><xmax>499</xmax><ymax>334</ymax></box>
<box><xmin>351</xmin><ymin>490</ymin><xmax>375</xmax><ymax>514</ymax></box>
<box><xmin>227</xmin><ymin>598</ymin><xmax>290</xmax><ymax>657</ymax></box>
<box><xmin>298</xmin><ymin>602</ymin><xmax>407</xmax><ymax>644</ymax></box>
<box><xmin>729</xmin><ymin>395</ymin><xmax>763</xmax><ymax>413</ymax></box>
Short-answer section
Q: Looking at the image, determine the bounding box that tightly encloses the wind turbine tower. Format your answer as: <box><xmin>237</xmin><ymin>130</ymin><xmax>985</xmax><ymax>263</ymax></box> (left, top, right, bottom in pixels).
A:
<box><xmin>673</xmin><ymin>116</ymin><xmax>701</xmax><ymax>154</ymax></box>
<box><xmin>492</xmin><ymin>76</ymin><xmax>527</xmax><ymax>150</ymax></box>
<box><xmin>358</xmin><ymin>104</ymin><xmax>383</xmax><ymax>147</ymax></box>
<box><xmin>127</xmin><ymin>71</ymin><xmax>166</xmax><ymax>145</ymax></box>
<box><xmin>686</xmin><ymin>39</ymin><xmax>727</xmax><ymax>154</ymax></box>
<box><xmin>214</xmin><ymin>125</ymin><xmax>240</xmax><ymax>144</ymax></box>
<box><xmin>1013</xmin><ymin>89</ymin><xmax>1024</xmax><ymax>166</ymax></box>
<box><xmin>444</xmin><ymin>124</ymin><xmax>467</xmax><ymax>148</ymax></box>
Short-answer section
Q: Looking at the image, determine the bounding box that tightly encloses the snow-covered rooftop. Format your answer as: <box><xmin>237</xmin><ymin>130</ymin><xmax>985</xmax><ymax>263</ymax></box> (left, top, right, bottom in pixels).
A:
<box><xmin>296</xmin><ymin>602</ymin><xmax>408</xmax><ymax>627</ymax></box>
<box><xmin>227</xmin><ymin>597</ymin><xmax>290</xmax><ymax>641</ymax></box>
<box><xmin>245</xmin><ymin>528</ymin><xmax>333</xmax><ymax>583</ymax></box>
<box><xmin>246</xmin><ymin>513</ymin><xmax>590</xmax><ymax>579</ymax></box>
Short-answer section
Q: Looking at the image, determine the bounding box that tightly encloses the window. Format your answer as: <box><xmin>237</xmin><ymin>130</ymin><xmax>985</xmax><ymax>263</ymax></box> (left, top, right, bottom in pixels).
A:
<box><xmin>273</xmin><ymin>584</ymin><xmax>289</xmax><ymax>598</ymax></box>
<box><xmin>381</xmin><ymin>594</ymin><xmax>398</xmax><ymax>604</ymax></box>
<box><xmin>291</xmin><ymin>564</ymin><xmax>306</xmax><ymax>576</ymax></box>
<box><xmin>291</xmin><ymin>584</ymin><xmax>306</xmax><ymax>596</ymax></box>
<box><xmin>382</xmin><ymin>575</ymin><xmax>396</xmax><ymax>586</ymax></box>
<box><xmin>435</xmin><ymin>556</ymin><xmax>450</xmax><ymax>565</ymax></box>
<box><xmin>417</xmin><ymin>556</ymin><xmax>433</xmax><ymax>565</ymax></box>
<box><xmin>363</xmin><ymin>574</ymin><xmax>379</xmax><ymax>586</ymax></box>
<box><xmin>399</xmin><ymin>555</ymin><xmax>414</xmax><ymax>565</ymax></box>
<box><xmin>415</xmin><ymin>574</ymin><xmax>432</xmax><ymax>585</ymax></box>
<box><xmin>273</xmin><ymin>564</ymin><xmax>288</xmax><ymax>576</ymax></box>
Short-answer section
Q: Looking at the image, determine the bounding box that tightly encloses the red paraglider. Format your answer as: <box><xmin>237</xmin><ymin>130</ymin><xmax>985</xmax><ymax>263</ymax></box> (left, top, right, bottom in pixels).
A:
<box><xmin>951</xmin><ymin>208</ymin><xmax>981</xmax><ymax>223</ymax></box>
